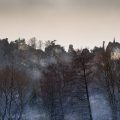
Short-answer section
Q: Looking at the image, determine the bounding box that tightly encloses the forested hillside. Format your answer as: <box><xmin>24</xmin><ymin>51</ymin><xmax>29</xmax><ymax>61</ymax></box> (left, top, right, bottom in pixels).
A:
<box><xmin>0</xmin><ymin>38</ymin><xmax>120</xmax><ymax>120</ymax></box>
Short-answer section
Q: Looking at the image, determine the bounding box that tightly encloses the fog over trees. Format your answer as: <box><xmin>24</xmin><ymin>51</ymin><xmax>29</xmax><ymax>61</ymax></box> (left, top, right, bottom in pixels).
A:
<box><xmin>0</xmin><ymin>38</ymin><xmax>120</xmax><ymax>120</ymax></box>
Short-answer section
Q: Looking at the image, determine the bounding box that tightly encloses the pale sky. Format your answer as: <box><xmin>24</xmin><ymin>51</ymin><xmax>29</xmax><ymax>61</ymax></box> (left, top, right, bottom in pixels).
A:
<box><xmin>0</xmin><ymin>0</ymin><xmax>120</xmax><ymax>49</ymax></box>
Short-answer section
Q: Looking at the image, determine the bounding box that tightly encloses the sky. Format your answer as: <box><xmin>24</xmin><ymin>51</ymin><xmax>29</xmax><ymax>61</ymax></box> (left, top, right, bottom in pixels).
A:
<box><xmin>0</xmin><ymin>0</ymin><xmax>120</xmax><ymax>49</ymax></box>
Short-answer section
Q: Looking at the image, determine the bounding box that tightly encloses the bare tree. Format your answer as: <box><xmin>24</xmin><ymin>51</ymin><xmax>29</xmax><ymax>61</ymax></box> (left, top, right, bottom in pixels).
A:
<box><xmin>102</xmin><ymin>50</ymin><xmax>117</xmax><ymax>120</ymax></box>
<box><xmin>29</xmin><ymin>37</ymin><xmax>37</xmax><ymax>49</ymax></box>
<box><xmin>41</xmin><ymin>64</ymin><xmax>65</xmax><ymax>120</ymax></box>
<box><xmin>0</xmin><ymin>67</ymin><xmax>29</xmax><ymax>120</ymax></box>
<box><xmin>38</xmin><ymin>40</ymin><xmax>43</xmax><ymax>50</ymax></box>
<box><xmin>73</xmin><ymin>49</ymin><xmax>93</xmax><ymax>120</ymax></box>
<box><xmin>41</xmin><ymin>66</ymin><xmax>56</xmax><ymax>120</ymax></box>
<box><xmin>40</xmin><ymin>43</ymin><xmax>65</xmax><ymax>120</ymax></box>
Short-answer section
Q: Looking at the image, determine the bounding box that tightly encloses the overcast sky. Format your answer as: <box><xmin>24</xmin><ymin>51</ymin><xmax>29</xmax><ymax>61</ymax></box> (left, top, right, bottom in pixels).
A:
<box><xmin>0</xmin><ymin>0</ymin><xmax>120</xmax><ymax>49</ymax></box>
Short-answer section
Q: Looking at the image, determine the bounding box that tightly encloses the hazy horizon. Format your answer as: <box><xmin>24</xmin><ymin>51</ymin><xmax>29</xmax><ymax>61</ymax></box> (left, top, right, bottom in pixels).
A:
<box><xmin>0</xmin><ymin>0</ymin><xmax>120</xmax><ymax>49</ymax></box>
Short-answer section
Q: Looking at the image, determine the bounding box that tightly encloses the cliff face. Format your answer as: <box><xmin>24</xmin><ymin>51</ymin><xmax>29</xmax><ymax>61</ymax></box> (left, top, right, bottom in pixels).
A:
<box><xmin>106</xmin><ymin>41</ymin><xmax>120</xmax><ymax>60</ymax></box>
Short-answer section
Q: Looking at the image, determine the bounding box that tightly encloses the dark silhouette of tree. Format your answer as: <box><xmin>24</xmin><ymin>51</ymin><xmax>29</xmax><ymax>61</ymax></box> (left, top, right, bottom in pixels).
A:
<box><xmin>73</xmin><ymin>48</ymin><xmax>93</xmax><ymax>120</ymax></box>
<box><xmin>0</xmin><ymin>67</ymin><xmax>29</xmax><ymax>120</ymax></box>
<box><xmin>40</xmin><ymin>42</ymin><xmax>65</xmax><ymax>120</ymax></box>
<box><xmin>29</xmin><ymin>37</ymin><xmax>37</xmax><ymax>49</ymax></box>
<box><xmin>41</xmin><ymin>64</ymin><xmax>65</xmax><ymax>120</ymax></box>
<box><xmin>101</xmin><ymin>50</ymin><xmax>117</xmax><ymax>120</ymax></box>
